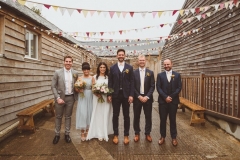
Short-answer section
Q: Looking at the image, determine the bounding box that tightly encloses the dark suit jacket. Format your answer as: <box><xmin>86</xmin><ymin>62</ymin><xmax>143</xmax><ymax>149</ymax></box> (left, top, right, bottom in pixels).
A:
<box><xmin>134</xmin><ymin>68</ymin><xmax>155</xmax><ymax>102</ymax></box>
<box><xmin>108</xmin><ymin>63</ymin><xmax>134</xmax><ymax>98</ymax></box>
<box><xmin>156</xmin><ymin>71</ymin><xmax>182</xmax><ymax>105</ymax></box>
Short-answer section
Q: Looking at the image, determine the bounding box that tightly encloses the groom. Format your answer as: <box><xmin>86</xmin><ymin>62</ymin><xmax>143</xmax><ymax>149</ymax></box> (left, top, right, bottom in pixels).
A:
<box><xmin>51</xmin><ymin>55</ymin><xmax>78</xmax><ymax>144</ymax></box>
<box><xmin>108</xmin><ymin>49</ymin><xmax>134</xmax><ymax>145</ymax></box>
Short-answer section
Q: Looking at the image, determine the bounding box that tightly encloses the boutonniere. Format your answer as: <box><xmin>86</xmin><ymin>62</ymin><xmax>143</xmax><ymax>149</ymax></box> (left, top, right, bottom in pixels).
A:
<box><xmin>123</xmin><ymin>69</ymin><xmax>129</xmax><ymax>74</ymax></box>
<box><xmin>73</xmin><ymin>74</ymin><xmax>78</xmax><ymax>79</ymax></box>
<box><xmin>171</xmin><ymin>74</ymin><xmax>175</xmax><ymax>80</ymax></box>
<box><xmin>146</xmin><ymin>72</ymin><xmax>150</xmax><ymax>77</ymax></box>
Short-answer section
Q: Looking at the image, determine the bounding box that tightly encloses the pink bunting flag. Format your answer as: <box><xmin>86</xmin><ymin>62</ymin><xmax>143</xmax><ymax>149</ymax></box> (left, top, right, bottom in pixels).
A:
<box><xmin>90</xmin><ymin>10</ymin><xmax>95</xmax><ymax>16</ymax></box>
<box><xmin>234</xmin><ymin>0</ymin><xmax>238</xmax><ymax>5</ymax></box>
<box><xmin>44</xmin><ymin>4</ymin><xmax>51</xmax><ymax>9</ymax></box>
<box><xmin>152</xmin><ymin>12</ymin><xmax>157</xmax><ymax>18</ymax></box>
<box><xmin>220</xmin><ymin>3</ymin><xmax>225</xmax><ymax>9</ymax></box>
<box><xmin>86</xmin><ymin>32</ymin><xmax>89</xmax><ymax>37</ymax></box>
<box><xmin>129</xmin><ymin>12</ymin><xmax>134</xmax><ymax>17</ymax></box>
<box><xmin>172</xmin><ymin>10</ymin><xmax>178</xmax><ymax>16</ymax></box>
<box><xmin>119</xmin><ymin>30</ymin><xmax>122</xmax><ymax>35</ymax></box>
<box><xmin>202</xmin><ymin>14</ymin><xmax>206</xmax><ymax>19</ymax></box>
<box><xmin>178</xmin><ymin>20</ymin><xmax>182</xmax><ymax>25</ymax></box>
<box><xmin>122</xmin><ymin>12</ymin><xmax>127</xmax><ymax>18</ymax></box>
<box><xmin>109</xmin><ymin>11</ymin><xmax>115</xmax><ymax>18</ymax></box>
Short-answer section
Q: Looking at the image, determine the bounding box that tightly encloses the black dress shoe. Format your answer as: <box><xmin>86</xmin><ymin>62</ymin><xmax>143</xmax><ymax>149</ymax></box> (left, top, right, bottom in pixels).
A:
<box><xmin>53</xmin><ymin>136</ymin><xmax>60</xmax><ymax>144</ymax></box>
<box><xmin>65</xmin><ymin>135</ymin><xmax>71</xmax><ymax>143</ymax></box>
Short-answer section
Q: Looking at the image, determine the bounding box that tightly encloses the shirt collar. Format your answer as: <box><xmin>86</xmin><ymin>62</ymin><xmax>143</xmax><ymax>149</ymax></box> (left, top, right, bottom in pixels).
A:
<box><xmin>139</xmin><ymin>67</ymin><xmax>145</xmax><ymax>71</ymax></box>
<box><xmin>165</xmin><ymin>70</ymin><xmax>172</xmax><ymax>74</ymax></box>
<box><xmin>118</xmin><ymin>61</ymin><xmax>125</xmax><ymax>66</ymax></box>
<box><xmin>64</xmin><ymin>67</ymin><xmax>71</xmax><ymax>73</ymax></box>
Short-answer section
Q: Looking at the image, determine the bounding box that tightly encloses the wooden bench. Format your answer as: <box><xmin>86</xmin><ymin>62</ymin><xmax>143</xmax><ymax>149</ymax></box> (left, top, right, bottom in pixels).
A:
<box><xmin>16</xmin><ymin>99</ymin><xmax>55</xmax><ymax>133</ymax></box>
<box><xmin>179</xmin><ymin>97</ymin><xmax>205</xmax><ymax>126</ymax></box>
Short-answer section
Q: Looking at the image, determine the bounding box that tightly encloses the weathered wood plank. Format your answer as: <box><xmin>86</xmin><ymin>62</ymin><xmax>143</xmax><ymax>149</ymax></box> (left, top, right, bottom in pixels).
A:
<box><xmin>5</xmin><ymin>34</ymin><xmax>25</xmax><ymax>48</ymax></box>
<box><xmin>0</xmin><ymin>81</ymin><xmax>51</xmax><ymax>91</ymax></box>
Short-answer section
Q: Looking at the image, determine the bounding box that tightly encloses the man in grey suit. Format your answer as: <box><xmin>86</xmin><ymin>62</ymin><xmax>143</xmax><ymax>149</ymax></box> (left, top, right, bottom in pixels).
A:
<box><xmin>51</xmin><ymin>55</ymin><xmax>78</xmax><ymax>144</ymax></box>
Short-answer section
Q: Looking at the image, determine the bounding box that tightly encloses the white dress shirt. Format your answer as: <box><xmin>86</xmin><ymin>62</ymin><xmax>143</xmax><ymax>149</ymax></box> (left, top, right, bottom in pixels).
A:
<box><xmin>166</xmin><ymin>70</ymin><xmax>172</xmax><ymax>82</ymax></box>
<box><xmin>64</xmin><ymin>67</ymin><xmax>73</xmax><ymax>95</ymax></box>
<box><xmin>118</xmin><ymin>62</ymin><xmax>125</xmax><ymax>72</ymax></box>
<box><xmin>139</xmin><ymin>67</ymin><xmax>145</xmax><ymax>94</ymax></box>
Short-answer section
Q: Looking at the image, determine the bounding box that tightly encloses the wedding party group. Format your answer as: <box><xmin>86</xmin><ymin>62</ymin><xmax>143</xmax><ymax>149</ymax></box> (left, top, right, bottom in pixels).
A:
<box><xmin>51</xmin><ymin>48</ymin><xmax>182</xmax><ymax>147</ymax></box>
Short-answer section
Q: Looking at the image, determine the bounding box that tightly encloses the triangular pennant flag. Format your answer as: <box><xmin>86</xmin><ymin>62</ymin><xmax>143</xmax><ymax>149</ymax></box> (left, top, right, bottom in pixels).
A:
<box><xmin>234</xmin><ymin>0</ymin><xmax>238</xmax><ymax>5</ymax></box>
<box><xmin>97</xmin><ymin>11</ymin><xmax>101</xmax><ymax>15</ymax></box>
<box><xmin>178</xmin><ymin>20</ymin><xmax>182</xmax><ymax>25</ymax></box>
<box><xmin>172</xmin><ymin>10</ymin><xmax>178</xmax><ymax>16</ymax></box>
<box><xmin>229</xmin><ymin>3</ymin><xmax>234</xmax><ymax>9</ymax></box>
<box><xmin>168</xmin><ymin>23</ymin><xmax>172</xmax><ymax>27</ymax></box>
<box><xmin>196</xmin><ymin>15</ymin><xmax>201</xmax><ymax>21</ymax></box>
<box><xmin>206</xmin><ymin>12</ymin><xmax>211</xmax><ymax>17</ymax></box>
<box><xmin>100</xmin><ymin>32</ymin><xmax>104</xmax><ymax>36</ymax></box>
<box><xmin>59</xmin><ymin>7</ymin><xmax>66</xmax><ymax>15</ymax></box>
<box><xmin>220</xmin><ymin>3</ymin><xmax>225</xmax><ymax>9</ymax></box>
<box><xmin>67</xmin><ymin>8</ymin><xmax>75</xmax><ymax>16</ymax></box>
<box><xmin>109</xmin><ymin>11</ymin><xmax>115</xmax><ymax>18</ymax></box>
<box><xmin>82</xmin><ymin>10</ymin><xmax>88</xmax><ymax>17</ymax></box>
<box><xmin>182</xmin><ymin>19</ymin><xmax>187</xmax><ymax>23</ymax></box>
<box><xmin>213</xmin><ymin>4</ymin><xmax>220</xmax><ymax>10</ymax></box>
<box><xmin>122</xmin><ymin>12</ymin><xmax>127</xmax><ymax>18</ymax></box>
<box><xmin>202</xmin><ymin>14</ymin><xmax>206</xmax><ymax>19</ymax></box>
<box><xmin>195</xmin><ymin>8</ymin><xmax>200</xmax><ymax>14</ymax></box>
<box><xmin>17</xmin><ymin>0</ymin><xmax>26</xmax><ymax>5</ymax></box>
<box><xmin>123</xmin><ymin>30</ymin><xmax>126</xmax><ymax>34</ymax></box>
<box><xmin>116</xmin><ymin>12</ymin><xmax>121</xmax><ymax>18</ymax></box>
<box><xmin>225</xmin><ymin>2</ymin><xmax>229</xmax><ymax>9</ymax></box>
<box><xmin>179</xmin><ymin>10</ymin><xmax>184</xmax><ymax>16</ymax></box>
<box><xmin>44</xmin><ymin>4</ymin><xmax>51</xmax><ymax>9</ymax></box>
<box><xmin>77</xmin><ymin>9</ymin><xmax>82</xmax><ymax>13</ymax></box>
<box><xmin>152</xmin><ymin>12</ymin><xmax>157</xmax><ymax>18</ymax></box>
<box><xmin>141</xmin><ymin>12</ymin><xmax>147</xmax><ymax>18</ymax></box>
<box><xmin>204</xmin><ymin>6</ymin><xmax>209</xmax><ymax>11</ymax></box>
<box><xmin>52</xmin><ymin>6</ymin><xmax>59</xmax><ymax>11</ymax></box>
<box><xmin>158</xmin><ymin>11</ymin><xmax>163</xmax><ymax>18</ymax></box>
<box><xmin>160</xmin><ymin>24</ymin><xmax>164</xmax><ymax>28</ymax></box>
<box><xmin>90</xmin><ymin>10</ymin><xmax>95</xmax><ymax>16</ymax></box>
<box><xmin>86</xmin><ymin>32</ymin><xmax>89</xmax><ymax>37</ymax></box>
<box><xmin>190</xmin><ymin>8</ymin><xmax>195</xmax><ymax>14</ymax></box>
<box><xmin>188</xmin><ymin>17</ymin><xmax>193</xmax><ymax>23</ymax></box>
<box><xmin>185</xmin><ymin>10</ymin><xmax>189</xmax><ymax>15</ymax></box>
<box><xmin>129</xmin><ymin>12</ymin><xmax>134</xmax><ymax>17</ymax></box>
<box><xmin>103</xmin><ymin>12</ymin><xmax>108</xmax><ymax>17</ymax></box>
<box><xmin>119</xmin><ymin>31</ymin><xmax>122</xmax><ymax>35</ymax></box>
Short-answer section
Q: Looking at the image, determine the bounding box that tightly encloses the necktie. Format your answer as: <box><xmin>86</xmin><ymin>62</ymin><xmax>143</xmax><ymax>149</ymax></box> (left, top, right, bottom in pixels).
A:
<box><xmin>68</xmin><ymin>71</ymin><xmax>72</xmax><ymax>94</ymax></box>
<box><xmin>140</xmin><ymin>70</ymin><xmax>144</xmax><ymax>93</ymax></box>
<box><xmin>167</xmin><ymin>72</ymin><xmax>171</xmax><ymax>82</ymax></box>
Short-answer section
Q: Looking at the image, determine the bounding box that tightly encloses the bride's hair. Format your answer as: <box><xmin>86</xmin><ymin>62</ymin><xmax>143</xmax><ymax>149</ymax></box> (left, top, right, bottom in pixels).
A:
<box><xmin>96</xmin><ymin>62</ymin><xmax>109</xmax><ymax>80</ymax></box>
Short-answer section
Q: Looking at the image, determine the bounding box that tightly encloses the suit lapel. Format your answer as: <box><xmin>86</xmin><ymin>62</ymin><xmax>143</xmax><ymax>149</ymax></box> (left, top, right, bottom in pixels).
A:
<box><xmin>122</xmin><ymin>63</ymin><xmax>127</xmax><ymax>77</ymax></box>
<box><xmin>114</xmin><ymin>64</ymin><xmax>120</xmax><ymax>78</ymax></box>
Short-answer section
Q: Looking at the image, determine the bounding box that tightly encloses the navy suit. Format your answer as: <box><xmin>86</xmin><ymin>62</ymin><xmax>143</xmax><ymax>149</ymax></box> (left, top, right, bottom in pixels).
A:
<box><xmin>108</xmin><ymin>63</ymin><xmax>134</xmax><ymax>136</ymax></box>
<box><xmin>133</xmin><ymin>68</ymin><xmax>155</xmax><ymax>135</ymax></box>
<box><xmin>156</xmin><ymin>71</ymin><xmax>181</xmax><ymax>139</ymax></box>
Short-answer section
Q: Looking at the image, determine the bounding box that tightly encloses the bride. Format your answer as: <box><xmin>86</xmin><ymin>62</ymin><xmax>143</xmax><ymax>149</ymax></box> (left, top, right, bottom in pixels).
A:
<box><xmin>86</xmin><ymin>62</ymin><xmax>113</xmax><ymax>141</ymax></box>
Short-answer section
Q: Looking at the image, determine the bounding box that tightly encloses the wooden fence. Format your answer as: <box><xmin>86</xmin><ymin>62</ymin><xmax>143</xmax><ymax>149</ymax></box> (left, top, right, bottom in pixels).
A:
<box><xmin>180</xmin><ymin>73</ymin><xmax>240</xmax><ymax>119</ymax></box>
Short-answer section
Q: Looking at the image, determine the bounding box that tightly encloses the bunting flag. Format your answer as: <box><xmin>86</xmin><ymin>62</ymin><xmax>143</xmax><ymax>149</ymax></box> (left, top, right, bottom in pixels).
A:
<box><xmin>17</xmin><ymin>0</ymin><xmax>237</xmax><ymax>19</ymax></box>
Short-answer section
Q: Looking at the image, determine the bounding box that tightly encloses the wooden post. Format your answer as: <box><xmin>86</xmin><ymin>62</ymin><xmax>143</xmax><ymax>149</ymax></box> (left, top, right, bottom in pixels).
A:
<box><xmin>0</xmin><ymin>15</ymin><xmax>5</xmax><ymax>54</ymax></box>
<box><xmin>200</xmin><ymin>73</ymin><xmax>205</xmax><ymax>107</ymax></box>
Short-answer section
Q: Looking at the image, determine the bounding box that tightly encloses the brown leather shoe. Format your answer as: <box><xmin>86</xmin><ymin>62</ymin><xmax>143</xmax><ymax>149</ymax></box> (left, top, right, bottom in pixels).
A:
<box><xmin>124</xmin><ymin>136</ymin><xmax>130</xmax><ymax>145</ymax></box>
<box><xmin>134</xmin><ymin>135</ymin><xmax>140</xmax><ymax>142</ymax></box>
<box><xmin>146</xmin><ymin>135</ymin><xmax>152</xmax><ymax>142</ymax></box>
<box><xmin>172</xmin><ymin>139</ymin><xmax>178</xmax><ymax>146</ymax></box>
<box><xmin>158</xmin><ymin>137</ymin><xmax>165</xmax><ymax>145</ymax></box>
<box><xmin>112</xmin><ymin>135</ymin><xmax>118</xmax><ymax>144</ymax></box>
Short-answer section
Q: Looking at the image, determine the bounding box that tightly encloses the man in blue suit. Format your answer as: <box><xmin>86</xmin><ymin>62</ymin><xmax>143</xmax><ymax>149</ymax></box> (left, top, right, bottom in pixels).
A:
<box><xmin>156</xmin><ymin>58</ymin><xmax>182</xmax><ymax>146</ymax></box>
<box><xmin>133</xmin><ymin>55</ymin><xmax>155</xmax><ymax>142</ymax></box>
<box><xmin>108</xmin><ymin>49</ymin><xmax>134</xmax><ymax>145</ymax></box>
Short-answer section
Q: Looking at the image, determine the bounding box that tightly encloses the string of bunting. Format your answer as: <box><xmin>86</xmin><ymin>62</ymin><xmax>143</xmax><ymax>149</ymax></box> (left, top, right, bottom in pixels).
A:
<box><xmin>14</xmin><ymin>0</ymin><xmax>239</xmax><ymax>19</ymax></box>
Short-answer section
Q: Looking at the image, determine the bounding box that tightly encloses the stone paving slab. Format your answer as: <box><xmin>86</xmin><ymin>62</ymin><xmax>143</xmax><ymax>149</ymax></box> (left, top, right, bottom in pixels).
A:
<box><xmin>0</xmin><ymin>91</ymin><xmax>240</xmax><ymax>160</ymax></box>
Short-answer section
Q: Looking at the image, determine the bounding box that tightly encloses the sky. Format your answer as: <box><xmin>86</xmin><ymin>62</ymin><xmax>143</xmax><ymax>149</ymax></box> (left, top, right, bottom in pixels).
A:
<box><xmin>24</xmin><ymin>0</ymin><xmax>185</xmax><ymax>55</ymax></box>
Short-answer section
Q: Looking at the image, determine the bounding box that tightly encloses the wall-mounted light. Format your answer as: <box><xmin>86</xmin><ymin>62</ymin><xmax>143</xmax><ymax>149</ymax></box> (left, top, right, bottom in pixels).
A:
<box><xmin>24</xmin><ymin>24</ymin><xmax>27</xmax><ymax>28</ymax></box>
<box><xmin>12</xmin><ymin>18</ymin><xmax>15</xmax><ymax>22</ymax></box>
<box><xmin>40</xmin><ymin>29</ymin><xmax>43</xmax><ymax>31</ymax></box>
<box><xmin>33</xmin><ymin>27</ymin><xmax>36</xmax><ymax>29</ymax></box>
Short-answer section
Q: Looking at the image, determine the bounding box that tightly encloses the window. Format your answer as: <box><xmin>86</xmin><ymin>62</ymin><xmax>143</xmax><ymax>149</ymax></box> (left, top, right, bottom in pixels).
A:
<box><xmin>25</xmin><ymin>30</ymin><xmax>38</xmax><ymax>59</ymax></box>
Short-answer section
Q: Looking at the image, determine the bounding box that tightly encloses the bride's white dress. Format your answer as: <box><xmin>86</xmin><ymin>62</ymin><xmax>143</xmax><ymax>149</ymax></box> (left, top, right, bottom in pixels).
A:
<box><xmin>86</xmin><ymin>75</ymin><xmax>113</xmax><ymax>141</ymax></box>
